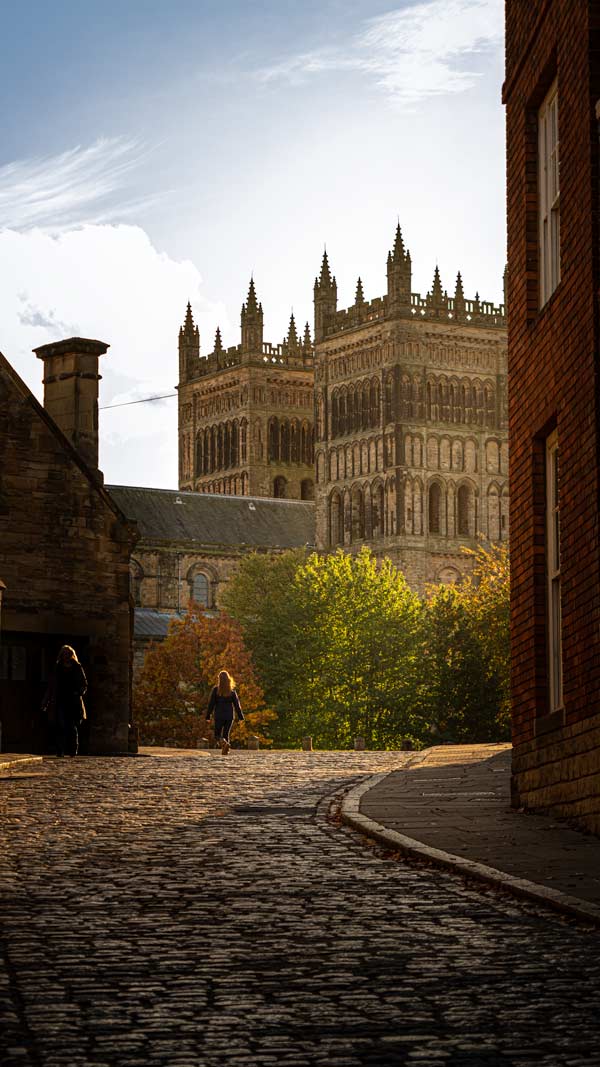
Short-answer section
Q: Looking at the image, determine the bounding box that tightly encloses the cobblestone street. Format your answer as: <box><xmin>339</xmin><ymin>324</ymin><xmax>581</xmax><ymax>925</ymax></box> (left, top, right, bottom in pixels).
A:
<box><xmin>1</xmin><ymin>751</ymin><xmax>599</xmax><ymax>1067</ymax></box>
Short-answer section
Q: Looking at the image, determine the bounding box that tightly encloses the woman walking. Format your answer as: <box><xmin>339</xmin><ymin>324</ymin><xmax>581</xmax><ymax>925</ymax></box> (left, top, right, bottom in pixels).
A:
<box><xmin>43</xmin><ymin>645</ymin><xmax>88</xmax><ymax>757</ymax></box>
<box><xmin>206</xmin><ymin>670</ymin><xmax>244</xmax><ymax>755</ymax></box>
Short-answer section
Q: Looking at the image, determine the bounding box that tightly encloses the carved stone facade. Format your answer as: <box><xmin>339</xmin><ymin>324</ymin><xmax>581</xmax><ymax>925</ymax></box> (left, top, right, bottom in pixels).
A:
<box><xmin>177</xmin><ymin>226</ymin><xmax>508</xmax><ymax>594</ymax></box>
<box><xmin>313</xmin><ymin>228</ymin><xmax>509</xmax><ymax>591</ymax></box>
<box><xmin>178</xmin><ymin>281</ymin><xmax>315</xmax><ymax>502</ymax></box>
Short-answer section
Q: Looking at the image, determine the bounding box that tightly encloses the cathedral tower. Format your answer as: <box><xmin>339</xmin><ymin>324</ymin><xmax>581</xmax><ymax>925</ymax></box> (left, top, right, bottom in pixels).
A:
<box><xmin>177</xmin><ymin>283</ymin><xmax>315</xmax><ymax>501</ymax></box>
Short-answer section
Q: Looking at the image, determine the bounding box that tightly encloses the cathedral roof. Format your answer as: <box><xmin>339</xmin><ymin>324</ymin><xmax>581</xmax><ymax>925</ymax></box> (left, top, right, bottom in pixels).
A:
<box><xmin>107</xmin><ymin>485</ymin><xmax>315</xmax><ymax>550</ymax></box>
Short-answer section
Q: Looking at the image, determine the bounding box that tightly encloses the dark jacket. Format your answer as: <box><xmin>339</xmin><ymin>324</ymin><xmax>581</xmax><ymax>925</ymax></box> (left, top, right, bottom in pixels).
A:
<box><xmin>43</xmin><ymin>662</ymin><xmax>88</xmax><ymax>723</ymax></box>
<box><xmin>206</xmin><ymin>687</ymin><xmax>244</xmax><ymax>722</ymax></box>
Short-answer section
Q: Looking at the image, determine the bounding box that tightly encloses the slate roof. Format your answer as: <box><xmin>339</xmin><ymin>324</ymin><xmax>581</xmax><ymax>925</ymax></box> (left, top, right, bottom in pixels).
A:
<box><xmin>107</xmin><ymin>486</ymin><xmax>316</xmax><ymax>550</ymax></box>
<box><xmin>134</xmin><ymin>609</ymin><xmax>182</xmax><ymax>638</ymax></box>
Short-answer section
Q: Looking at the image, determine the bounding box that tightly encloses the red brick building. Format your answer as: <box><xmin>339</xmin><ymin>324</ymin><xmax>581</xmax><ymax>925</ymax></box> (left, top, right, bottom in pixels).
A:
<box><xmin>504</xmin><ymin>1</ymin><xmax>600</xmax><ymax>832</ymax></box>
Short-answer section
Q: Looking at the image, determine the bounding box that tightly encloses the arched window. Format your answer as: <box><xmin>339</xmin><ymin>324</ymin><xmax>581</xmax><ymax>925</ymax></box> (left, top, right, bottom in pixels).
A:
<box><xmin>241</xmin><ymin>419</ymin><xmax>248</xmax><ymax>463</ymax></box>
<box><xmin>351</xmin><ymin>486</ymin><xmax>365</xmax><ymax>541</ymax></box>
<box><xmin>372</xmin><ymin>483</ymin><xmax>385</xmax><ymax>538</ymax></box>
<box><xmin>192</xmin><ymin>573</ymin><xmax>210</xmax><ymax>608</ymax></box>
<box><xmin>458</xmin><ymin>484</ymin><xmax>471</xmax><ymax>536</ymax></box>
<box><xmin>330</xmin><ymin>491</ymin><xmax>343</xmax><ymax>546</ymax></box>
<box><xmin>281</xmin><ymin>420</ymin><xmax>290</xmax><ymax>462</ymax></box>
<box><xmin>231</xmin><ymin>420</ymin><xmax>239</xmax><ymax>467</ymax></box>
<box><xmin>362</xmin><ymin>382</ymin><xmax>370</xmax><ymax>430</ymax></box>
<box><xmin>217</xmin><ymin>424</ymin><xmax>224</xmax><ymax>470</ymax></box>
<box><xmin>331</xmin><ymin>392</ymin><xmax>339</xmax><ymax>437</ymax></box>
<box><xmin>370</xmin><ymin>380</ymin><xmax>379</xmax><ymax>427</ymax></box>
<box><xmin>429</xmin><ymin>482</ymin><xmax>441</xmax><ymax>534</ymax></box>
<box><xmin>291</xmin><ymin>420</ymin><xmax>300</xmax><ymax>463</ymax></box>
<box><xmin>301</xmin><ymin>478</ymin><xmax>314</xmax><ymax>500</ymax></box>
<box><xmin>269</xmin><ymin>418</ymin><xmax>280</xmax><ymax>461</ymax></box>
<box><xmin>224</xmin><ymin>423</ymin><xmax>231</xmax><ymax>469</ymax></box>
<box><xmin>339</xmin><ymin>391</ymin><xmax>347</xmax><ymax>436</ymax></box>
<box><xmin>273</xmin><ymin>476</ymin><xmax>287</xmax><ymax>498</ymax></box>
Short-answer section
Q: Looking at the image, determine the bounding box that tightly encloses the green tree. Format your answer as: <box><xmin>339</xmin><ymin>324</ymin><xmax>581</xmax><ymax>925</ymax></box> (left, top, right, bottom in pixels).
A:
<box><xmin>423</xmin><ymin>542</ymin><xmax>510</xmax><ymax>742</ymax></box>
<box><xmin>225</xmin><ymin>547</ymin><xmax>426</xmax><ymax>748</ymax></box>
<box><xmin>220</xmin><ymin>548</ymin><xmax>308</xmax><ymax>739</ymax></box>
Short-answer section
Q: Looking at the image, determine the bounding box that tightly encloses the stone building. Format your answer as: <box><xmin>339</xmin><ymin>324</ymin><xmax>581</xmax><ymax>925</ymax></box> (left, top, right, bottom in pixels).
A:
<box><xmin>504</xmin><ymin>0</ymin><xmax>600</xmax><ymax>832</ymax></box>
<box><xmin>178</xmin><ymin>280</ymin><xmax>315</xmax><ymax>501</ymax></box>
<box><xmin>313</xmin><ymin>228</ymin><xmax>509</xmax><ymax>590</ymax></box>
<box><xmin>0</xmin><ymin>340</ymin><xmax>137</xmax><ymax>755</ymax></box>
<box><xmin>106</xmin><ymin>486</ymin><xmax>315</xmax><ymax>676</ymax></box>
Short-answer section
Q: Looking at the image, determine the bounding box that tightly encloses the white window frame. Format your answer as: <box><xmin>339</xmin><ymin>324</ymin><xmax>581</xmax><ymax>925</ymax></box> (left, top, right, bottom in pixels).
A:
<box><xmin>546</xmin><ymin>430</ymin><xmax>563</xmax><ymax>711</ymax></box>
<box><xmin>539</xmin><ymin>80</ymin><xmax>560</xmax><ymax>307</ymax></box>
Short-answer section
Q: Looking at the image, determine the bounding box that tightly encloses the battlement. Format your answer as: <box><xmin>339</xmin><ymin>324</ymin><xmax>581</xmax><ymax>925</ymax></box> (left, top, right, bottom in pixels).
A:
<box><xmin>324</xmin><ymin>289</ymin><xmax>506</xmax><ymax>338</ymax></box>
<box><xmin>189</xmin><ymin>340</ymin><xmax>313</xmax><ymax>379</ymax></box>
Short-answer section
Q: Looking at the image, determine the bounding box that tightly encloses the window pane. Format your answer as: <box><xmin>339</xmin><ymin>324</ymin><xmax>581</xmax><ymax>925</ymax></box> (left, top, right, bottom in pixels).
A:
<box><xmin>192</xmin><ymin>574</ymin><xmax>209</xmax><ymax>607</ymax></box>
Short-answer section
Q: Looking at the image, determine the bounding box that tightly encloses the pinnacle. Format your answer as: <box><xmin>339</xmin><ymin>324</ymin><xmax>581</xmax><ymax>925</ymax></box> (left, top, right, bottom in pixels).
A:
<box><xmin>287</xmin><ymin>311</ymin><xmax>299</xmax><ymax>347</ymax></box>
<box><xmin>214</xmin><ymin>326</ymin><xmax>223</xmax><ymax>353</ymax></box>
<box><xmin>431</xmin><ymin>265</ymin><xmax>443</xmax><ymax>300</ymax></box>
<box><xmin>182</xmin><ymin>301</ymin><xmax>195</xmax><ymax>334</ymax></box>
<box><xmin>245</xmin><ymin>276</ymin><xmax>259</xmax><ymax>313</ymax></box>
<box><xmin>303</xmin><ymin>321</ymin><xmax>312</xmax><ymax>346</ymax></box>
<box><xmin>355</xmin><ymin>277</ymin><xmax>365</xmax><ymax>304</ymax></box>
<box><xmin>393</xmin><ymin>221</ymin><xmax>405</xmax><ymax>260</ymax></box>
<box><xmin>454</xmin><ymin>271</ymin><xmax>465</xmax><ymax>298</ymax></box>
<box><xmin>319</xmin><ymin>249</ymin><xmax>332</xmax><ymax>287</ymax></box>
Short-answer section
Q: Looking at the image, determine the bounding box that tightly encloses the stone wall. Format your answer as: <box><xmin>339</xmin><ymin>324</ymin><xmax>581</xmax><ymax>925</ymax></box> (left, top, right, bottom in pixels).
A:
<box><xmin>0</xmin><ymin>353</ymin><xmax>136</xmax><ymax>755</ymax></box>
<box><xmin>314</xmin><ymin>311</ymin><xmax>509</xmax><ymax>595</ymax></box>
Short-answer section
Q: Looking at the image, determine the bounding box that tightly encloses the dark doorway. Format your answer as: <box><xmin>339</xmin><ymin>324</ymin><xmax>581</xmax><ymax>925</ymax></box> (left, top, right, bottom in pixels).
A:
<box><xmin>0</xmin><ymin>632</ymin><xmax>90</xmax><ymax>753</ymax></box>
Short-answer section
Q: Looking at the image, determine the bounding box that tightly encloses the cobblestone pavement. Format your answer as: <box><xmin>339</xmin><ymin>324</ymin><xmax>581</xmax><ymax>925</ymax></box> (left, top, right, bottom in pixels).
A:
<box><xmin>1</xmin><ymin>751</ymin><xmax>600</xmax><ymax>1067</ymax></box>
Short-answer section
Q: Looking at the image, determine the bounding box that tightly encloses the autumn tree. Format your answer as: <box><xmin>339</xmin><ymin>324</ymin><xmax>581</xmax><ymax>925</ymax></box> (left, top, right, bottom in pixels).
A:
<box><xmin>134</xmin><ymin>606</ymin><xmax>276</xmax><ymax>748</ymax></box>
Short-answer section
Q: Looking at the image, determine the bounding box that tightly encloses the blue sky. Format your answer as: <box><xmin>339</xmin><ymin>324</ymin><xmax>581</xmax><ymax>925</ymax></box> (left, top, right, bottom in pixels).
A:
<box><xmin>0</xmin><ymin>0</ymin><xmax>506</xmax><ymax>487</ymax></box>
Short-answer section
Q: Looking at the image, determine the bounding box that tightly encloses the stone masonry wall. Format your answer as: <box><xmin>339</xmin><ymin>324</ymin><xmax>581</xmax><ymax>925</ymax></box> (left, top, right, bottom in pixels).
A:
<box><xmin>0</xmin><ymin>355</ymin><xmax>136</xmax><ymax>754</ymax></box>
<box><xmin>314</xmin><ymin>316</ymin><xmax>509</xmax><ymax>596</ymax></box>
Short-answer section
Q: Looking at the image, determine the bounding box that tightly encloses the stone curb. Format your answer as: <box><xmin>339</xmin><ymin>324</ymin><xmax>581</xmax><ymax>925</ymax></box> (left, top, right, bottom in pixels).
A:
<box><xmin>341</xmin><ymin>769</ymin><xmax>600</xmax><ymax>928</ymax></box>
<box><xmin>0</xmin><ymin>755</ymin><xmax>43</xmax><ymax>773</ymax></box>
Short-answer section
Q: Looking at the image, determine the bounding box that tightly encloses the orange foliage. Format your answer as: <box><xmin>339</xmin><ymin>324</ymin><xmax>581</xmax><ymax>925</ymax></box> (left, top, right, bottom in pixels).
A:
<box><xmin>134</xmin><ymin>605</ymin><xmax>276</xmax><ymax>748</ymax></box>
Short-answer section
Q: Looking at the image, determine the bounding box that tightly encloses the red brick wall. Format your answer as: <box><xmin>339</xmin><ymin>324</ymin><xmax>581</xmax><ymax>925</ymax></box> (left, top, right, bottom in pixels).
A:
<box><xmin>505</xmin><ymin>0</ymin><xmax>600</xmax><ymax>831</ymax></box>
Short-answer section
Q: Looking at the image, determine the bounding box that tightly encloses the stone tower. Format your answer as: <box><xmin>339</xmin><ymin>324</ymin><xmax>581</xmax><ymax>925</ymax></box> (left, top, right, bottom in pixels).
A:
<box><xmin>177</xmin><ymin>279</ymin><xmax>315</xmax><ymax>501</ymax></box>
<box><xmin>313</xmin><ymin>222</ymin><xmax>509</xmax><ymax>591</ymax></box>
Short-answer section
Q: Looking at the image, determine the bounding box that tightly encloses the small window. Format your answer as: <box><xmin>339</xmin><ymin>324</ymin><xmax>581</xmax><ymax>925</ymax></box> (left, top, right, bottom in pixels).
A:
<box><xmin>539</xmin><ymin>81</ymin><xmax>560</xmax><ymax>307</ymax></box>
<box><xmin>546</xmin><ymin>430</ymin><xmax>562</xmax><ymax>710</ymax></box>
<box><xmin>192</xmin><ymin>573</ymin><xmax>210</xmax><ymax>608</ymax></box>
<box><xmin>457</xmin><ymin>484</ymin><xmax>471</xmax><ymax>536</ymax></box>
<box><xmin>428</xmin><ymin>483</ymin><xmax>441</xmax><ymax>534</ymax></box>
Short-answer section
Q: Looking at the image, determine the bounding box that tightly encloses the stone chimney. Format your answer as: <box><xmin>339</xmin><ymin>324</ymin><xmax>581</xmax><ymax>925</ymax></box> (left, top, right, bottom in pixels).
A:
<box><xmin>33</xmin><ymin>337</ymin><xmax>109</xmax><ymax>471</ymax></box>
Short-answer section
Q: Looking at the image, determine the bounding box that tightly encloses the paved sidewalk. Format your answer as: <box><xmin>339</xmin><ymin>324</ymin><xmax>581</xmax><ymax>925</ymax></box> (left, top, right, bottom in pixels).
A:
<box><xmin>0</xmin><ymin>753</ymin><xmax>43</xmax><ymax>775</ymax></box>
<box><xmin>343</xmin><ymin>744</ymin><xmax>600</xmax><ymax>924</ymax></box>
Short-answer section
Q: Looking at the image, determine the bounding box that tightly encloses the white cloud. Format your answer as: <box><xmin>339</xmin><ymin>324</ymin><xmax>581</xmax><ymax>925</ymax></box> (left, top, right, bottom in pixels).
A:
<box><xmin>0</xmin><ymin>138</ymin><xmax>157</xmax><ymax>231</ymax></box>
<box><xmin>0</xmin><ymin>138</ymin><xmax>225</xmax><ymax>488</ymax></box>
<box><xmin>0</xmin><ymin>224</ymin><xmax>227</xmax><ymax>488</ymax></box>
<box><xmin>258</xmin><ymin>0</ymin><xmax>504</xmax><ymax>108</ymax></box>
